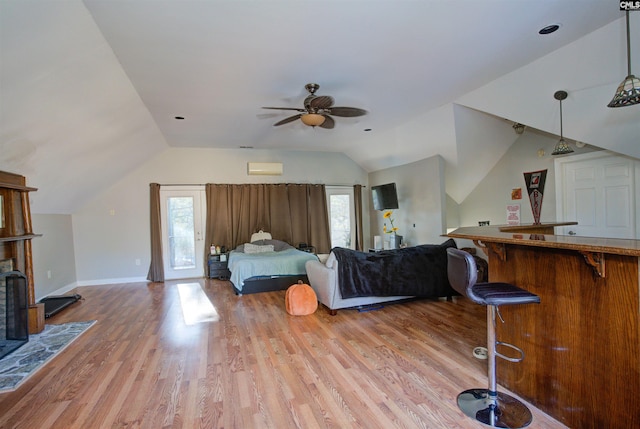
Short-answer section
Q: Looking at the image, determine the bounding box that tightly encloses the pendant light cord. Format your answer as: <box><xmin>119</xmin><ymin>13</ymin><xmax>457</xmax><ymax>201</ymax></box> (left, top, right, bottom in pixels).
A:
<box><xmin>626</xmin><ymin>11</ymin><xmax>631</xmax><ymax>77</ymax></box>
<box><xmin>559</xmin><ymin>99</ymin><xmax>563</xmax><ymax>140</ymax></box>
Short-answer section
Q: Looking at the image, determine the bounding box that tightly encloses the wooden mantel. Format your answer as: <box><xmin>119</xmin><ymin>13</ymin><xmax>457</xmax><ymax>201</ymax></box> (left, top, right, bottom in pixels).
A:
<box><xmin>447</xmin><ymin>226</ymin><xmax>640</xmax><ymax>428</ymax></box>
<box><xmin>0</xmin><ymin>170</ymin><xmax>44</xmax><ymax>333</ymax></box>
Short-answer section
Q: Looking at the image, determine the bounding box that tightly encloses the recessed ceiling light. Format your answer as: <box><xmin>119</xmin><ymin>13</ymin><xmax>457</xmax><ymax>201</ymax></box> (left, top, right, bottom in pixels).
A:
<box><xmin>175</xmin><ymin>116</ymin><xmax>185</xmax><ymax>120</ymax></box>
<box><xmin>539</xmin><ymin>24</ymin><xmax>560</xmax><ymax>35</ymax></box>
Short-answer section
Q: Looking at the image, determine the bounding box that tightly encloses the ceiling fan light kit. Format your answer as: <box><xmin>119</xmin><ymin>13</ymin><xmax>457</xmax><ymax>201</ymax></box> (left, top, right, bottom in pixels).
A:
<box><xmin>300</xmin><ymin>113</ymin><xmax>325</xmax><ymax>127</ymax></box>
<box><xmin>608</xmin><ymin>11</ymin><xmax>640</xmax><ymax>108</ymax></box>
<box><xmin>263</xmin><ymin>83</ymin><xmax>367</xmax><ymax>129</ymax></box>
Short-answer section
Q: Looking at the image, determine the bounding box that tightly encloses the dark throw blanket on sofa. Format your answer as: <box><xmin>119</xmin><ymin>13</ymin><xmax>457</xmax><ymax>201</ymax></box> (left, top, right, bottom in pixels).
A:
<box><xmin>332</xmin><ymin>239</ymin><xmax>457</xmax><ymax>299</ymax></box>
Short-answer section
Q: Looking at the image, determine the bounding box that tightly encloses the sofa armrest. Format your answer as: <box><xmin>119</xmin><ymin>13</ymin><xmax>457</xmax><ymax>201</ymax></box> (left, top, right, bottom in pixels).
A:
<box><xmin>305</xmin><ymin>259</ymin><xmax>338</xmax><ymax>308</ymax></box>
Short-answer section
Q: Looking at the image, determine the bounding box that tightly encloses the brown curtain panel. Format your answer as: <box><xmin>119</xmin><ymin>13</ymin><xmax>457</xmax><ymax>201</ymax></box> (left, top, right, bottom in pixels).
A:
<box><xmin>354</xmin><ymin>184</ymin><xmax>364</xmax><ymax>251</ymax></box>
<box><xmin>204</xmin><ymin>183</ymin><xmax>331</xmax><ymax>254</ymax></box>
<box><xmin>147</xmin><ymin>183</ymin><xmax>164</xmax><ymax>282</ymax></box>
<box><xmin>306</xmin><ymin>184</ymin><xmax>331</xmax><ymax>253</ymax></box>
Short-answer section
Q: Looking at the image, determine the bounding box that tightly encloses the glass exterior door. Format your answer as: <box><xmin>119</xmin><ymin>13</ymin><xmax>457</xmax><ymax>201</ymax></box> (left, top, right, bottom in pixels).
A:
<box><xmin>161</xmin><ymin>187</ymin><xmax>205</xmax><ymax>279</ymax></box>
<box><xmin>325</xmin><ymin>186</ymin><xmax>355</xmax><ymax>249</ymax></box>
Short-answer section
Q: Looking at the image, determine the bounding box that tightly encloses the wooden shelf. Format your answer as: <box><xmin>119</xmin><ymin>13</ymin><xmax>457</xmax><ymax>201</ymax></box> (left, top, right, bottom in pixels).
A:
<box><xmin>0</xmin><ymin>234</ymin><xmax>42</xmax><ymax>243</ymax></box>
<box><xmin>0</xmin><ymin>182</ymin><xmax>38</xmax><ymax>192</ymax></box>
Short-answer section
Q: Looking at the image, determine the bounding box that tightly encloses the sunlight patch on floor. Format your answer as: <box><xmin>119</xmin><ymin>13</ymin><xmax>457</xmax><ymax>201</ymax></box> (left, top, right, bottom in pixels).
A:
<box><xmin>177</xmin><ymin>282</ymin><xmax>220</xmax><ymax>325</ymax></box>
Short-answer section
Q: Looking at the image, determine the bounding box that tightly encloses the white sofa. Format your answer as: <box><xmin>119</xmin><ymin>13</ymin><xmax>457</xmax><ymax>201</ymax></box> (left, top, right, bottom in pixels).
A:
<box><xmin>305</xmin><ymin>251</ymin><xmax>414</xmax><ymax>315</ymax></box>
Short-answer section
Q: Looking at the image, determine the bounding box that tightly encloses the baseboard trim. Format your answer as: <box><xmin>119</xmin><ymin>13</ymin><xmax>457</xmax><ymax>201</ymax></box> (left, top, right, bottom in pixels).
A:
<box><xmin>38</xmin><ymin>277</ymin><xmax>149</xmax><ymax>300</ymax></box>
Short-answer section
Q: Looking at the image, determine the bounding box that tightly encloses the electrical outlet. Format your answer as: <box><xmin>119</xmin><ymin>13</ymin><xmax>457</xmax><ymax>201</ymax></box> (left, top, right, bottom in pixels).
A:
<box><xmin>135</xmin><ymin>259</ymin><xmax>141</xmax><ymax>266</ymax></box>
<box><xmin>47</xmin><ymin>270</ymin><xmax>52</xmax><ymax>279</ymax></box>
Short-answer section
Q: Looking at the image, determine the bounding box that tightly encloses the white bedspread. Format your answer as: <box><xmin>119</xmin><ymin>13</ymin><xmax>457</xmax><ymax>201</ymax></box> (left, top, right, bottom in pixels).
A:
<box><xmin>228</xmin><ymin>248</ymin><xmax>318</xmax><ymax>290</ymax></box>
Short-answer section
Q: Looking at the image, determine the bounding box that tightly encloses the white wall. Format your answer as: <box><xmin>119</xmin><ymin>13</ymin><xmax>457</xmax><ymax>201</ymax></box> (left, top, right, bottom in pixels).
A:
<box><xmin>70</xmin><ymin>147</ymin><xmax>368</xmax><ymax>285</ymax></box>
<box><xmin>31</xmin><ymin>214</ymin><xmax>77</xmax><ymax>299</ymax></box>
<box><xmin>369</xmin><ymin>155</ymin><xmax>446</xmax><ymax>247</ymax></box>
<box><xmin>455</xmin><ymin>129</ymin><xmax>600</xmax><ymax>228</ymax></box>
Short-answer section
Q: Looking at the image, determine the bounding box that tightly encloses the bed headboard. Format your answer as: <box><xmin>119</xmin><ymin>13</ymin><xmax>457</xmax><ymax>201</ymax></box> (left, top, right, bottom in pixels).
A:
<box><xmin>251</xmin><ymin>230</ymin><xmax>272</xmax><ymax>242</ymax></box>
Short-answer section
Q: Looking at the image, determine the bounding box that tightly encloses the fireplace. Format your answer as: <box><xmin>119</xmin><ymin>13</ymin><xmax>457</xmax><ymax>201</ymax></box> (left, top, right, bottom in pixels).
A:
<box><xmin>0</xmin><ymin>271</ymin><xmax>29</xmax><ymax>359</ymax></box>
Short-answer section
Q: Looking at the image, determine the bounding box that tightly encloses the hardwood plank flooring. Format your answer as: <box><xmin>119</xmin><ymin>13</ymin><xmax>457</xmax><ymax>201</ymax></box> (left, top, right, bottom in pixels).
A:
<box><xmin>0</xmin><ymin>279</ymin><xmax>565</xmax><ymax>428</ymax></box>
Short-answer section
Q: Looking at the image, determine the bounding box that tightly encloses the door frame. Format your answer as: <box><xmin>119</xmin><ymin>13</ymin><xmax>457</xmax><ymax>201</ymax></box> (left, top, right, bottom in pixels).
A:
<box><xmin>554</xmin><ymin>150</ymin><xmax>640</xmax><ymax>239</ymax></box>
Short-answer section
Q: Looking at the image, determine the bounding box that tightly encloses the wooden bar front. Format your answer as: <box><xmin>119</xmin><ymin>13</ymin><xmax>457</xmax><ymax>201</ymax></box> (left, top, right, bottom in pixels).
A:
<box><xmin>448</xmin><ymin>226</ymin><xmax>640</xmax><ymax>428</ymax></box>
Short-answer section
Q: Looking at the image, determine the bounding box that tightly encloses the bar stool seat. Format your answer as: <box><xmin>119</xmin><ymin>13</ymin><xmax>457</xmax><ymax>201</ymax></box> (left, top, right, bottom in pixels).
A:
<box><xmin>446</xmin><ymin>247</ymin><xmax>540</xmax><ymax>428</ymax></box>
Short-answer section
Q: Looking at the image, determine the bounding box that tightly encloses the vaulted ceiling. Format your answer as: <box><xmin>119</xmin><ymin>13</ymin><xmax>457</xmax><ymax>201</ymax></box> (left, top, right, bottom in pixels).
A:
<box><xmin>1</xmin><ymin>1</ymin><xmax>638</xmax><ymax>213</ymax></box>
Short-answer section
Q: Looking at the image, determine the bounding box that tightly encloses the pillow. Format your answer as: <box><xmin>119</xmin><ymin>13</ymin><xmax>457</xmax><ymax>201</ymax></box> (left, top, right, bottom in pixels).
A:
<box><xmin>251</xmin><ymin>239</ymin><xmax>293</xmax><ymax>252</ymax></box>
<box><xmin>244</xmin><ymin>243</ymin><xmax>275</xmax><ymax>254</ymax></box>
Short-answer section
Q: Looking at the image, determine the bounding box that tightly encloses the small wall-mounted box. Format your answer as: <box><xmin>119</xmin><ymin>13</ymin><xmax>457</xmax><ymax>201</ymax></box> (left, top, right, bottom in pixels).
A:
<box><xmin>247</xmin><ymin>162</ymin><xmax>283</xmax><ymax>176</ymax></box>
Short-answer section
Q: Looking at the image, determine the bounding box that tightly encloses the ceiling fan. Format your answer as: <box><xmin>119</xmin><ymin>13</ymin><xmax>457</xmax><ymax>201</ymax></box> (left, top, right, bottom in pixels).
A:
<box><xmin>262</xmin><ymin>83</ymin><xmax>367</xmax><ymax>129</ymax></box>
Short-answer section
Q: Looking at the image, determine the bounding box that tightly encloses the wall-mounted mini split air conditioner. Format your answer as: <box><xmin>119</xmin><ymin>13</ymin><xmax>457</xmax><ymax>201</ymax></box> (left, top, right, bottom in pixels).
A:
<box><xmin>247</xmin><ymin>162</ymin><xmax>283</xmax><ymax>176</ymax></box>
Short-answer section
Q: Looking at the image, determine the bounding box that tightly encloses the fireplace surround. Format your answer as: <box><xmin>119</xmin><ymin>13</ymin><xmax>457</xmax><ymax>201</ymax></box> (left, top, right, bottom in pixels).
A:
<box><xmin>0</xmin><ymin>271</ymin><xmax>29</xmax><ymax>360</ymax></box>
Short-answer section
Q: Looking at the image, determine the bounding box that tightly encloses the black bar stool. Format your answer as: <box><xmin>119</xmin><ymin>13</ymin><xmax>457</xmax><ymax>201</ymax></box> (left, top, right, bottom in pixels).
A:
<box><xmin>446</xmin><ymin>247</ymin><xmax>540</xmax><ymax>428</ymax></box>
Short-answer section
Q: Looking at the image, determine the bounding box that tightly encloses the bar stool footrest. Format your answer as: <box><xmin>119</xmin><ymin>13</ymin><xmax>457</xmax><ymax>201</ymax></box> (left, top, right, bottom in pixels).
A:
<box><xmin>496</xmin><ymin>341</ymin><xmax>525</xmax><ymax>363</ymax></box>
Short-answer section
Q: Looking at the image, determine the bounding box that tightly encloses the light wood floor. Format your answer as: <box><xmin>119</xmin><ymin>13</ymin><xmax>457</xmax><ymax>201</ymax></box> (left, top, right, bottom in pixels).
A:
<box><xmin>0</xmin><ymin>279</ymin><xmax>565</xmax><ymax>428</ymax></box>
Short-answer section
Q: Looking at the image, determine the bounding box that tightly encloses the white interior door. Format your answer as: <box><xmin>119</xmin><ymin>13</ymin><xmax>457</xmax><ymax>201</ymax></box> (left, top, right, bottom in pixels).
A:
<box><xmin>555</xmin><ymin>152</ymin><xmax>637</xmax><ymax>239</ymax></box>
<box><xmin>160</xmin><ymin>186</ymin><xmax>206</xmax><ymax>280</ymax></box>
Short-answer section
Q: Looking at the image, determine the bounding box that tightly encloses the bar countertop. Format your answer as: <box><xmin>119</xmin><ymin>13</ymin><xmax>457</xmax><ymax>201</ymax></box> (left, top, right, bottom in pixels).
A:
<box><xmin>447</xmin><ymin>225</ymin><xmax>640</xmax><ymax>256</ymax></box>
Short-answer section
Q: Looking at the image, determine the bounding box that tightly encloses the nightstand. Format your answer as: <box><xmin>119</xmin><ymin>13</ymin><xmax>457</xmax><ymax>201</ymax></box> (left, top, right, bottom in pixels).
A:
<box><xmin>298</xmin><ymin>244</ymin><xmax>316</xmax><ymax>254</ymax></box>
<box><xmin>208</xmin><ymin>253</ymin><xmax>230</xmax><ymax>279</ymax></box>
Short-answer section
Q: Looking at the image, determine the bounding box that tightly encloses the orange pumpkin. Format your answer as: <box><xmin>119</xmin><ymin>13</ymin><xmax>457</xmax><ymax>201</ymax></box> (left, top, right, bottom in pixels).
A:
<box><xmin>285</xmin><ymin>281</ymin><xmax>318</xmax><ymax>315</ymax></box>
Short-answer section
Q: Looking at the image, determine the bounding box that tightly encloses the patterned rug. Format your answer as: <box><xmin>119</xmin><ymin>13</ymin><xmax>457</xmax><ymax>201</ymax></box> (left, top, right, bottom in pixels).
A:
<box><xmin>0</xmin><ymin>320</ymin><xmax>96</xmax><ymax>392</ymax></box>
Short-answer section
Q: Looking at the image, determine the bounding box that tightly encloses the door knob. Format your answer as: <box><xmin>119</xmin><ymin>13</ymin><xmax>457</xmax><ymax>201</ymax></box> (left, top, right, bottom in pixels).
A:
<box><xmin>568</xmin><ymin>231</ymin><xmax>576</xmax><ymax>235</ymax></box>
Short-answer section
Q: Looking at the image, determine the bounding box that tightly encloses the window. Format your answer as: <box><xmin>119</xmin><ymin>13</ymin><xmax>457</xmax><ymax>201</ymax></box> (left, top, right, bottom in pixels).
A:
<box><xmin>325</xmin><ymin>186</ymin><xmax>355</xmax><ymax>249</ymax></box>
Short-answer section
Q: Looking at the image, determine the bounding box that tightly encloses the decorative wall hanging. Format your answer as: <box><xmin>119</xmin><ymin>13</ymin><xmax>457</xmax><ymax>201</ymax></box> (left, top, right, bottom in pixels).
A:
<box><xmin>523</xmin><ymin>169</ymin><xmax>547</xmax><ymax>224</ymax></box>
<box><xmin>506</xmin><ymin>204</ymin><xmax>521</xmax><ymax>226</ymax></box>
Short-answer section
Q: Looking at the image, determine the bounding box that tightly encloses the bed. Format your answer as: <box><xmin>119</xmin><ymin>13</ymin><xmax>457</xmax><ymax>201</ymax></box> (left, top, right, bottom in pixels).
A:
<box><xmin>228</xmin><ymin>231</ymin><xmax>318</xmax><ymax>295</ymax></box>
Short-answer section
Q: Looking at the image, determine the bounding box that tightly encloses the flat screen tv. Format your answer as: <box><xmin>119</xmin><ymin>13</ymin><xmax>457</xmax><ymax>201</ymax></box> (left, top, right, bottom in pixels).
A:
<box><xmin>372</xmin><ymin>183</ymin><xmax>399</xmax><ymax>210</ymax></box>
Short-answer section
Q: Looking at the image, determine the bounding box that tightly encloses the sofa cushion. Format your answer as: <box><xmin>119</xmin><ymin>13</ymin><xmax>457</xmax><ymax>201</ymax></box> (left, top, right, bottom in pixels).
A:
<box><xmin>325</xmin><ymin>252</ymin><xmax>337</xmax><ymax>269</ymax></box>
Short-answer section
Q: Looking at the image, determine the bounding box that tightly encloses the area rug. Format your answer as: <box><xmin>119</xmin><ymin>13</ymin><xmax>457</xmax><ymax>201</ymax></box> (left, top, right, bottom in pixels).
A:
<box><xmin>0</xmin><ymin>320</ymin><xmax>96</xmax><ymax>392</ymax></box>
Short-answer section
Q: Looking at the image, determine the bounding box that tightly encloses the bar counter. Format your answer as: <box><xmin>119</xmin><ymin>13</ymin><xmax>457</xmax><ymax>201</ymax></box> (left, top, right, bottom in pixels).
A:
<box><xmin>447</xmin><ymin>226</ymin><xmax>640</xmax><ymax>428</ymax></box>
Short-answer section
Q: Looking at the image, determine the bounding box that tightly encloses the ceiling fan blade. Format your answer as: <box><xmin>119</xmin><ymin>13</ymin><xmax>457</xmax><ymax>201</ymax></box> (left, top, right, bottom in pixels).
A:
<box><xmin>319</xmin><ymin>115</ymin><xmax>335</xmax><ymax>129</ymax></box>
<box><xmin>273</xmin><ymin>114</ymin><xmax>302</xmax><ymax>126</ymax></box>
<box><xmin>328</xmin><ymin>107</ymin><xmax>367</xmax><ymax>117</ymax></box>
<box><xmin>262</xmin><ymin>106</ymin><xmax>306</xmax><ymax>112</ymax></box>
<box><xmin>309</xmin><ymin>95</ymin><xmax>334</xmax><ymax>110</ymax></box>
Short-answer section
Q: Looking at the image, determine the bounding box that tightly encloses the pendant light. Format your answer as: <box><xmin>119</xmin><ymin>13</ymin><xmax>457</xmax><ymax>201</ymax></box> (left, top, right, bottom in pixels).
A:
<box><xmin>552</xmin><ymin>90</ymin><xmax>573</xmax><ymax>156</ymax></box>
<box><xmin>608</xmin><ymin>11</ymin><xmax>640</xmax><ymax>107</ymax></box>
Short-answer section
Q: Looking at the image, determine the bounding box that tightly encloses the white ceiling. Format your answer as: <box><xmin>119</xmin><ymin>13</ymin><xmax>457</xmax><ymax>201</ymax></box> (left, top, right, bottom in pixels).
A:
<box><xmin>1</xmin><ymin>1</ymin><xmax>636</xmax><ymax>213</ymax></box>
<box><xmin>83</xmin><ymin>0</ymin><xmax>621</xmax><ymax>152</ymax></box>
